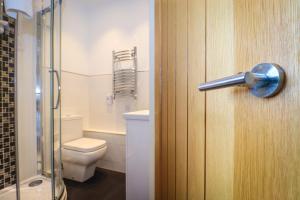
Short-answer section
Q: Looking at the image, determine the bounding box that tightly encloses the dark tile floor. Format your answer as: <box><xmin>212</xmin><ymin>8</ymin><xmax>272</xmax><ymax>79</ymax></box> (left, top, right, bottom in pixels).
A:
<box><xmin>64</xmin><ymin>168</ymin><xmax>126</xmax><ymax>200</ymax></box>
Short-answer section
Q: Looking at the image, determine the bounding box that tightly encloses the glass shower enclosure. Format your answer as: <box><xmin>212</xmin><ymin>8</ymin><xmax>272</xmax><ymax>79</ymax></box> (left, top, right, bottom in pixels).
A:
<box><xmin>0</xmin><ymin>0</ymin><xmax>65</xmax><ymax>199</ymax></box>
<box><xmin>35</xmin><ymin>0</ymin><xmax>65</xmax><ymax>199</ymax></box>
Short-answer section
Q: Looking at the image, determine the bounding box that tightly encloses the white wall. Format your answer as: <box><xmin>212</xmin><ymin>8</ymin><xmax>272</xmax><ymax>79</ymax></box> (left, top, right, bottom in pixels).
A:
<box><xmin>87</xmin><ymin>0</ymin><xmax>150</xmax><ymax>75</ymax></box>
<box><xmin>61</xmin><ymin>0</ymin><xmax>150</xmax><ymax>133</ymax></box>
<box><xmin>17</xmin><ymin>14</ymin><xmax>38</xmax><ymax>181</ymax></box>
<box><xmin>61</xmin><ymin>0</ymin><xmax>90</xmax><ymax>76</ymax></box>
<box><xmin>61</xmin><ymin>0</ymin><xmax>90</xmax><ymax>128</ymax></box>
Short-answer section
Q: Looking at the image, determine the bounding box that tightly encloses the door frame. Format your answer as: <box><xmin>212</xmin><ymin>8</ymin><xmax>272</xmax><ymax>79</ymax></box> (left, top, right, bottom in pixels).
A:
<box><xmin>154</xmin><ymin>0</ymin><xmax>162</xmax><ymax>199</ymax></box>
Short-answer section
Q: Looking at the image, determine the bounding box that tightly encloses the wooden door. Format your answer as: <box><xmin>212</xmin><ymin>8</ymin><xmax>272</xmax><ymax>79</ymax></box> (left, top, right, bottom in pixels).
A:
<box><xmin>155</xmin><ymin>0</ymin><xmax>300</xmax><ymax>200</ymax></box>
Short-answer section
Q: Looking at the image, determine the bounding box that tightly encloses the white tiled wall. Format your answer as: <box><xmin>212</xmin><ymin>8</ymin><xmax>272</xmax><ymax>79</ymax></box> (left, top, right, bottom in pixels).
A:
<box><xmin>84</xmin><ymin>131</ymin><xmax>126</xmax><ymax>173</ymax></box>
<box><xmin>61</xmin><ymin>71</ymin><xmax>149</xmax><ymax>132</ymax></box>
<box><xmin>17</xmin><ymin>14</ymin><xmax>38</xmax><ymax>181</ymax></box>
<box><xmin>88</xmin><ymin>71</ymin><xmax>149</xmax><ymax>132</ymax></box>
<box><xmin>61</xmin><ymin>72</ymin><xmax>90</xmax><ymax>128</ymax></box>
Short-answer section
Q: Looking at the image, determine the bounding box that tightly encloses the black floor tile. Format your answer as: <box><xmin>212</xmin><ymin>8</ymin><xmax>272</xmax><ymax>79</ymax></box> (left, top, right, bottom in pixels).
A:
<box><xmin>64</xmin><ymin>168</ymin><xmax>125</xmax><ymax>200</ymax></box>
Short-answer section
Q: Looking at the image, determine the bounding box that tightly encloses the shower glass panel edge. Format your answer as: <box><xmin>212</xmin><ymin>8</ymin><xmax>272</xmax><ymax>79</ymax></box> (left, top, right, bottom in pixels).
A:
<box><xmin>50</xmin><ymin>0</ymin><xmax>64</xmax><ymax>199</ymax></box>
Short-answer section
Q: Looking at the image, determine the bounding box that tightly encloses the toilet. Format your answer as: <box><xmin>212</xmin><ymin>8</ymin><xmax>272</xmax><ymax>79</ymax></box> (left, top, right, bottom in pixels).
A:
<box><xmin>61</xmin><ymin>115</ymin><xmax>107</xmax><ymax>182</ymax></box>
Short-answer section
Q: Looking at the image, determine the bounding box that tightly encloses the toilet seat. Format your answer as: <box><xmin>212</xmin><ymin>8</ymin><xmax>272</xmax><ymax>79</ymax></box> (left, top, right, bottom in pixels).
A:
<box><xmin>62</xmin><ymin>145</ymin><xmax>107</xmax><ymax>166</ymax></box>
<box><xmin>63</xmin><ymin>138</ymin><xmax>106</xmax><ymax>153</ymax></box>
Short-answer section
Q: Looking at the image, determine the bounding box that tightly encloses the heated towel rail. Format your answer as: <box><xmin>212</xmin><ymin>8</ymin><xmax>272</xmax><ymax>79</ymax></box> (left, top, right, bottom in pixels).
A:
<box><xmin>112</xmin><ymin>47</ymin><xmax>137</xmax><ymax>99</ymax></box>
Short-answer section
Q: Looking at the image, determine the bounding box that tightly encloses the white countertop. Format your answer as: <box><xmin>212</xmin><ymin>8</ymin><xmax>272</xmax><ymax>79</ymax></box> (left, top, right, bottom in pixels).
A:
<box><xmin>123</xmin><ymin>110</ymin><xmax>150</xmax><ymax>121</ymax></box>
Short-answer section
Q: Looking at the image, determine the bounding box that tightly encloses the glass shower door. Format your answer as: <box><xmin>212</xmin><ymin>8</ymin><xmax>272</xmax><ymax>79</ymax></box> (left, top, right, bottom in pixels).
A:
<box><xmin>49</xmin><ymin>0</ymin><xmax>64</xmax><ymax>199</ymax></box>
<box><xmin>38</xmin><ymin>0</ymin><xmax>64</xmax><ymax>199</ymax></box>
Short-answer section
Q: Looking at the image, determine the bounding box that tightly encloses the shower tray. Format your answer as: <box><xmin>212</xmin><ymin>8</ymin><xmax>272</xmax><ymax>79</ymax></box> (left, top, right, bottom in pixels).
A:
<box><xmin>0</xmin><ymin>175</ymin><xmax>67</xmax><ymax>200</ymax></box>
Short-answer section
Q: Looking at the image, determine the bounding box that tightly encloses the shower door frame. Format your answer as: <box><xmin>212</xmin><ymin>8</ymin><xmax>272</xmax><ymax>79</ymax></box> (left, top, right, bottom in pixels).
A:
<box><xmin>36</xmin><ymin>1</ymin><xmax>65</xmax><ymax>199</ymax></box>
<box><xmin>36</xmin><ymin>7</ymin><xmax>48</xmax><ymax>177</ymax></box>
<box><xmin>50</xmin><ymin>0</ymin><xmax>64</xmax><ymax>198</ymax></box>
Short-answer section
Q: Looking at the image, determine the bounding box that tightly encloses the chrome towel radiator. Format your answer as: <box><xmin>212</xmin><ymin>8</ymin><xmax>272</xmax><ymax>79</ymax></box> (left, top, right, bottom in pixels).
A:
<box><xmin>113</xmin><ymin>47</ymin><xmax>137</xmax><ymax>99</ymax></box>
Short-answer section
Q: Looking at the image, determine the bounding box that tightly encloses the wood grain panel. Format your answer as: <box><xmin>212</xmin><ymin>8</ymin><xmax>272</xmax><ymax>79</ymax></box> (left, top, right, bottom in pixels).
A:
<box><xmin>157</xmin><ymin>0</ymin><xmax>206</xmax><ymax>198</ymax></box>
<box><xmin>206</xmin><ymin>0</ymin><xmax>235</xmax><ymax>199</ymax></box>
<box><xmin>187</xmin><ymin>0</ymin><xmax>206</xmax><ymax>199</ymax></box>
<box><xmin>233</xmin><ymin>0</ymin><xmax>300</xmax><ymax>199</ymax></box>
<box><xmin>157</xmin><ymin>0</ymin><xmax>300</xmax><ymax>199</ymax></box>
<box><xmin>160</xmin><ymin>0</ymin><xmax>169</xmax><ymax>199</ymax></box>
<box><xmin>167</xmin><ymin>0</ymin><xmax>176</xmax><ymax>199</ymax></box>
<box><xmin>175</xmin><ymin>0</ymin><xmax>188</xmax><ymax>198</ymax></box>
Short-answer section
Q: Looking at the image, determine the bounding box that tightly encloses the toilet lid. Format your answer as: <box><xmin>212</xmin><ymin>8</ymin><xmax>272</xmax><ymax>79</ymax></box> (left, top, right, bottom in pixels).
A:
<box><xmin>63</xmin><ymin>138</ymin><xmax>106</xmax><ymax>153</ymax></box>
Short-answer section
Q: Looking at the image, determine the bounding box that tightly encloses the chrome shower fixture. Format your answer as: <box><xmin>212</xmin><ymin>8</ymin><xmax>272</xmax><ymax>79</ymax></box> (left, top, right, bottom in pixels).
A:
<box><xmin>0</xmin><ymin>0</ymin><xmax>8</xmax><ymax>34</ymax></box>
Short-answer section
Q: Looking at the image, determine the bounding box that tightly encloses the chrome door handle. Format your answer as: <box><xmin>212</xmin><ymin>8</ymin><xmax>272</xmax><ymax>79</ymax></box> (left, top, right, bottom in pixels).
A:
<box><xmin>198</xmin><ymin>63</ymin><xmax>286</xmax><ymax>98</ymax></box>
<box><xmin>50</xmin><ymin>69</ymin><xmax>61</xmax><ymax>109</ymax></box>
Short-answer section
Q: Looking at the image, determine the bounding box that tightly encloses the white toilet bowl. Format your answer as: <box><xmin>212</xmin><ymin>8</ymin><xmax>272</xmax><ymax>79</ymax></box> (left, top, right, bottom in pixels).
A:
<box><xmin>62</xmin><ymin>137</ymin><xmax>107</xmax><ymax>182</ymax></box>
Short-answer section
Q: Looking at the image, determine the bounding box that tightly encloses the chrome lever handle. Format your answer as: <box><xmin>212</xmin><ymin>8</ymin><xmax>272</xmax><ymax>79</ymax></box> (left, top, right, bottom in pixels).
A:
<box><xmin>198</xmin><ymin>63</ymin><xmax>286</xmax><ymax>98</ymax></box>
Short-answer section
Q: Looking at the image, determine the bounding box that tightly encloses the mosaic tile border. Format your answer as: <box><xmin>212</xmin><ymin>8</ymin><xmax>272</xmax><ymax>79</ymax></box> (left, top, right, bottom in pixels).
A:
<box><xmin>0</xmin><ymin>14</ymin><xmax>16</xmax><ymax>190</ymax></box>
